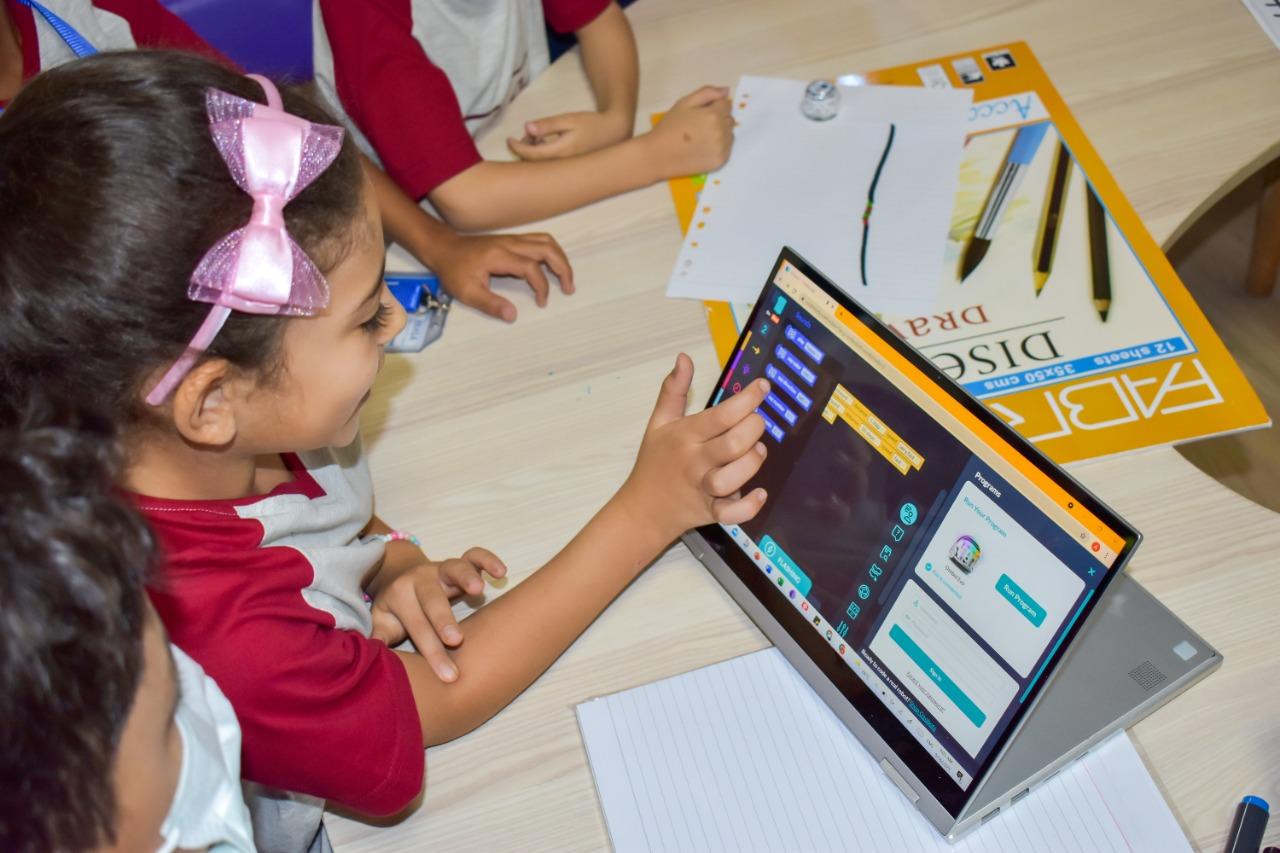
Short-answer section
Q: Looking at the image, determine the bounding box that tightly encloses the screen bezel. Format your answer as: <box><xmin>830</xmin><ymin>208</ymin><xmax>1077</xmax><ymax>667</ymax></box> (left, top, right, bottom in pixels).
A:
<box><xmin>689</xmin><ymin>246</ymin><xmax>1141</xmax><ymax>819</ymax></box>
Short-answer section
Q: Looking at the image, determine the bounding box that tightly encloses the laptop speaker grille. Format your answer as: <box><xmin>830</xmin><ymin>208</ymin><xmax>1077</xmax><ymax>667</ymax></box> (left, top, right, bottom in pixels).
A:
<box><xmin>1128</xmin><ymin>660</ymin><xmax>1167</xmax><ymax>691</ymax></box>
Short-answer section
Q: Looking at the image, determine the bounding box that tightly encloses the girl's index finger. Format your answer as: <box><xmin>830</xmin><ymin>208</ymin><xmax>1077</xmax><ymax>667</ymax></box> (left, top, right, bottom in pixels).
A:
<box><xmin>462</xmin><ymin>546</ymin><xmax>508</xmax><ymax>579</ymax></box>
<box><xmin>694</xmin><ymin>378</ymin><xmax>770</xmax><ymax>439</ymax></box>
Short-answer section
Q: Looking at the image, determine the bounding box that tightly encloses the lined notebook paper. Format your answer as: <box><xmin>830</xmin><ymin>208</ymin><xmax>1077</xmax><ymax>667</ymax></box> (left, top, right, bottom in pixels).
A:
<box><xmin>577</xmin><ymin>649</ymin><xmax>1189</xmax><ymax>852</ymax></box>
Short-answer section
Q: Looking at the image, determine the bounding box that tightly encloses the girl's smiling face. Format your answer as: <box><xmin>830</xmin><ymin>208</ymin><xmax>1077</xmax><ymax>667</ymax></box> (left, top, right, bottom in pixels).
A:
<box><xmin>234</xmin><ymin>179</ymin><xmax>406</xmax><ymax>453</ymax></box>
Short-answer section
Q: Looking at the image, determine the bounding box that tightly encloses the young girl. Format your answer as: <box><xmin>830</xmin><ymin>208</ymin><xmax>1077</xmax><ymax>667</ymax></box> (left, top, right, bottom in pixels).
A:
<box><xmin>0</xmin><ymin>51</ymin><xmax>768</xmax><ymax>850</ymax></box>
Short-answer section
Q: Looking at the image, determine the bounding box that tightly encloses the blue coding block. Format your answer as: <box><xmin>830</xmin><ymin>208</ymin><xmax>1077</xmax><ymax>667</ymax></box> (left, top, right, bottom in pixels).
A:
<box><xmin>755</xmin><ymin>409</ymin><xmax>786</xmax><ymax>443</ymax></box>
<box><xmin>764</xmin><ymin>392</ymin><xmax>799</xmax><ymax>426</ymax></box>
<box><xmin>784</xmin><ymin>325</ymin><xmax>825</xmax><ymax>365</ymax></box>
<box><xmin>764</xmin><ymin>365</ymin><xmax>813</xmax><ymax>410</ymax></box>
<box><xmin>774</xmin><ymin>345</ymin><xmax>817</xmax><ymax>386</ymax></box>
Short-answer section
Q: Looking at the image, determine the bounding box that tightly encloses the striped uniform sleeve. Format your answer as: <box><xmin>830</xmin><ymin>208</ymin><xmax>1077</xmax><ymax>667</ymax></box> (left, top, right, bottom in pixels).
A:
<box><xmin>316</xmin><ymin>0</ymin><xmax>481</xmax><ymax>199</ymax></box>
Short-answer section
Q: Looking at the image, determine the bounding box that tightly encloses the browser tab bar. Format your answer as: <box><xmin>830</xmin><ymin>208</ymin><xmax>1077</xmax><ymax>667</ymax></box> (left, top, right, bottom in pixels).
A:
<box><xmin>828</xmin><ymin>304</ymin><xmax>1125</xmax><ymax>555</ymax></box>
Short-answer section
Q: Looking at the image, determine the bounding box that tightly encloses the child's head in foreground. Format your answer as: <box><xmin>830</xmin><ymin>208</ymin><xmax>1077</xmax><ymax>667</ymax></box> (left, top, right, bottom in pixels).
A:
<box><xmin>0</xmin><ymin>403</ymin><xmax>253</xmax><ymax>852</ymax></box>
<box><xmin>0</xmin><ymin>50</ymin><xmax>404</xmax><ymax>457</ymax></box>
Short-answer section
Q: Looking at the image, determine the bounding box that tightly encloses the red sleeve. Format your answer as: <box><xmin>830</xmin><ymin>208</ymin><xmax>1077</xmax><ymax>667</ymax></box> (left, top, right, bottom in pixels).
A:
<box><xmin>5</xmin><ymin>0</ymin><xmax>41</xmax><ymax>91</ymax></box>
<box><xmin>94</xmin><ymin>0</ymin><xmax>235</xmax><ymax>66</ymax></box>
<box><xmin>146</xmin><ymin>517</ymin><xmax>424</xmax><ymax>816</ymax></box>
<box><xmin>317</xmin><ymin>0</ymin><xmax>480</xmax><ymax>199</ymax></box>
<box><xmin>543</xmin><ymin>0</ymin><xmax>612</xmax><ymax>34</ymax></box>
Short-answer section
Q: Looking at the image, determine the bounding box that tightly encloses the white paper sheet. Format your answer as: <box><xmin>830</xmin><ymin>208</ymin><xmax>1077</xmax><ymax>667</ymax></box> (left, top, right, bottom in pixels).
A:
<box><xmin>1241</xmin><ymin>0</ymin><xmax>1280</xmax><ymax>51</ymax></box>
<box><xmin>577</xmin><ymin>648</ymin><xmax>1190</xmax><ymax>853</ymax></box>
<box><xmin>666</xmin><ymin>77</ymin><xmax>972</xmax><ymax>315</ymax></box>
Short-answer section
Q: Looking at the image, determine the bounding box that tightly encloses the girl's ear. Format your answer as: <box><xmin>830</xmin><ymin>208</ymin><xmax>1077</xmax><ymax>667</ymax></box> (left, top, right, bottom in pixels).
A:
<box><xmin>170</xmin><ymin>359</ymin><xmax>239</xmax><ymax>448</ymax></box>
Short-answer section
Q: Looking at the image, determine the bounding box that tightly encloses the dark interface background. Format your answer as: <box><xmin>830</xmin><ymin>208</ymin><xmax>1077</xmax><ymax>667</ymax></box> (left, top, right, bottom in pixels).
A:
<box><xmin>723</xmin><ymin>283</ymin><xmax>967</xmax><ymax>644</ymax></box>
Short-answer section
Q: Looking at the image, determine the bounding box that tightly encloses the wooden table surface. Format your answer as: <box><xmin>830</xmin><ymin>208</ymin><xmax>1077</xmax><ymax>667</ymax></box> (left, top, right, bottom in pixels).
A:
<box><xmin>329</xmin><ymin>1</ymin><xmax>1280</xmax><ymax>849</ymax></box>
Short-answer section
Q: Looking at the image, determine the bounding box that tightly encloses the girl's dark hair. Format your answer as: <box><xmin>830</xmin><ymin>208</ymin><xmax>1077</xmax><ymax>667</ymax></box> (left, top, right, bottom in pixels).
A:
<box><xmin>0</xmin><ymin>50</ymin><xmax>363</xmax><ymax>426</ymax></box>
<box><xmin>0</xmin><ymin>399</ymin><xmax>154</xmax><ymax>851</ymax></box>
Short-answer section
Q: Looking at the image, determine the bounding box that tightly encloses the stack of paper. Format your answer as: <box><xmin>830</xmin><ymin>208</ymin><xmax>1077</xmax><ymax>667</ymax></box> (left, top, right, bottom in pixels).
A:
<box><xmin>666</xmin><ymin>77</ymin><xmax>973</xmax><ymax>316</ymax></box>
<box><xmin>577</xmin><ymin>648</ymin><xmax>1189</xmax><ymax>852</ymax></box>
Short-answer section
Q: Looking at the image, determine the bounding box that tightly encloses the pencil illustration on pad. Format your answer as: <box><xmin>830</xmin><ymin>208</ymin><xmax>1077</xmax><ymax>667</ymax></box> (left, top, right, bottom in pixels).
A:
<box><xmin>1086</xmin><ymin>185</ymin><xmax>1112</xmax><ymax>322</ymax></box>
<box><xmin>1034</xmin><ymin>139</ymin><xmax>1072</xmax><ymax>296</ymax></box>
<box><xmin>960</xmin><ymin>121</ymin><xmax>1049</xmax><ymax>281</ymax></box>
<box><xmin>860</xmin><ymin>123</ymin><xmax>896</xmax><ymax>287</ymax></box>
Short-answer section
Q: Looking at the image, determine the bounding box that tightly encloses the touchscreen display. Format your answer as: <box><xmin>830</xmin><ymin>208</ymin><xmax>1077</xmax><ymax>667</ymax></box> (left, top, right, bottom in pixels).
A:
<box><xmin>702</xmin><ymin>252</ymin><xmax>1134</xmax><ymax>814</ymax></box>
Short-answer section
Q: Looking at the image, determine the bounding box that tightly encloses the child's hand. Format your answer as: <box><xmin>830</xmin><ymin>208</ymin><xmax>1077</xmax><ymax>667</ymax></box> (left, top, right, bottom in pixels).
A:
<box><xmin>433</xmin><ymin>233</ymin><xmax>574</xmax><ymax>323</ymax></box>
<box><xmin>507</xmin><ymin>109</ymin><xmax>634</xmax><ymax>161</ymax></box>
<box><xmin>370</xmin><ymin>547</ymin><xmax>508</xmax><ymax>682</ymax></box>
<box><xmin>619</xmin><ymin>354</ymin><xmax>769</xmax><ymax>543</ymax></box>
<box><xmin>643</xmin><ymin>86</ymin><xmax>735</xmax><ymax>179</ymax></box>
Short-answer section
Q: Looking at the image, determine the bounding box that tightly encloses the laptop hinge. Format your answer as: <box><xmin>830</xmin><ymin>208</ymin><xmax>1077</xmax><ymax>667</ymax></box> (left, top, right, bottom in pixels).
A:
<box><xmin>879</xmin><ymin>759</ymin><xmax>920</xmax><ymax>804</ymax></box>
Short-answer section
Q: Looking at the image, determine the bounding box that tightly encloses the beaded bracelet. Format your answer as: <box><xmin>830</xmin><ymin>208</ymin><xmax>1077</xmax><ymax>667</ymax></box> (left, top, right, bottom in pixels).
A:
<box><xmin>369</xmin><ymin>530</ymin><xmax>422</xmax><ymax>549</ymax></box>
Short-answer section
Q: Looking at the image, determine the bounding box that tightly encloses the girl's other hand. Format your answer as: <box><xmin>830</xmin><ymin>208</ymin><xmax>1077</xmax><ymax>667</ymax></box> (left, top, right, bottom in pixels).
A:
<box><xmin>433</xmin><ymin>232</ymin><xmax>574</xmax><ymax>323</ymax></box>
<box><xmin>643</xmin><ymin>86</ymin><xmax>735</xmax><ymax>180</ymax></box>
<box><xmin>619</xmin><ymin>354</ymin><xmax>769</xmax><ymax>544</ymax></box>
<box><xmin>370</xmin><ymin>547</ymin><xmax>508</xmax><ymax>682</ymax></box>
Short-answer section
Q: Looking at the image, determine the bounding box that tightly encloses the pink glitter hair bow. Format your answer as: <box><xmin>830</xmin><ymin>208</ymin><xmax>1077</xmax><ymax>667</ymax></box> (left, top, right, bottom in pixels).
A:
<box><xmin>145</xmin><ymin>74</ymin><xmax>345</xmax><ymax>405</ymax></box>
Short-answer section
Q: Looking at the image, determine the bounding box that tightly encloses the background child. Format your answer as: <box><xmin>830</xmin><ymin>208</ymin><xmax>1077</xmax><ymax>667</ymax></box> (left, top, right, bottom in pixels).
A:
<box><xmin>0</xmin><ymin>0</ymin><xmax>572</xmax><ymax>322</ymax></box>
<box><xmin>0</xmin><ymin>0</ymin><xmax>222</xmax><ymax>100</ymax></box>
<box><xmin>0</xmin><ymin>405</ymin><xmax>254</xmax><ymax>852</ymax></box>
<box><xmin>0</xmin><ymin>50</ymin><xmax>767</xmax><ymax>851</ymax></box>
<box><xmin>314</xmin><ymin>0</ymin><xmax>736</xmax><ymax>230</ymax></box>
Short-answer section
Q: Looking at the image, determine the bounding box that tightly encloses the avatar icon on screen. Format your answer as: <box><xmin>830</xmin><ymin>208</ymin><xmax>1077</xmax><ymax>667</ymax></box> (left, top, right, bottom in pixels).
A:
<box><xmin>949</xmin><ymin>535</ymin><xmax>982</xmax><ymax>574</ymax></box>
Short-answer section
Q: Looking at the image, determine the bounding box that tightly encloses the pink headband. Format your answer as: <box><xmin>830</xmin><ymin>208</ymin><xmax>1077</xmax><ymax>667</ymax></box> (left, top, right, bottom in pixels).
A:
<box><xmin>145</xmin><ymin>74</ymin><xmax>345</xmax><ymax>406</ymax></box>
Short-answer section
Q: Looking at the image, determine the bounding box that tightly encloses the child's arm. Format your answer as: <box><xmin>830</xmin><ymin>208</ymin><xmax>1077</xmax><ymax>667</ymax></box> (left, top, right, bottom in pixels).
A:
<box><xmin>360</xmin><ymin>513</ymin><xmax>509</xmax><ymax>684</ymax></box>
<box><xmin>394</xmin><ymin>355</ymin><xmax>770</xmax><ymax>745</ymax></box>
<box><xmin>432</xmin><ymin>87</ymin><xmax>734</xmax><ymax>231</ymax></box>
<box><xmin>508</xmin><ymin>2</ymin><xmax>639</xmax><ymax>161</ymax></box>
<box><xmin>362</xmin><ymin>155</ymin><xmax>575</xmax><ymax>322</ymax></box>
<box><xmin>318</xmin><ymin>3</ymin><xmax>730</xmax><ymax>230</ymax></box>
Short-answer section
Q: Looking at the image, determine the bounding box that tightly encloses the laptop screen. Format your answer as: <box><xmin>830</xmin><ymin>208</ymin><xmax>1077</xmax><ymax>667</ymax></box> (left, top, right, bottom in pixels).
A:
<box><xmin>697</xmin><ymin>248</ymin><xmax>1137</xmax><ymax>817</ymax></box>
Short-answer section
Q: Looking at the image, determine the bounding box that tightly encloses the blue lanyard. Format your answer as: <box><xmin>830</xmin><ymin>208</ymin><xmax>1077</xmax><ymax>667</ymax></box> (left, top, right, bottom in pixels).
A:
<box><xmin>0</xmin><ymin>1</ymin><xmax>97</xmax><ymax>114</ymax></box>
<box><xmin>17</xmin><ymin>0</ymin><xmax>99</xmax><ymax>58</ymax></box>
